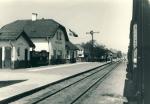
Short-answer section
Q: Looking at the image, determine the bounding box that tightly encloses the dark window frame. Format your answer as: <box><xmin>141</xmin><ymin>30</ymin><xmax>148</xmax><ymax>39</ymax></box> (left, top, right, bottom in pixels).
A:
<box><xmin>17</xmin><ymin>47</ymin><xmax>20</xmax><ymax>56</ymax></box>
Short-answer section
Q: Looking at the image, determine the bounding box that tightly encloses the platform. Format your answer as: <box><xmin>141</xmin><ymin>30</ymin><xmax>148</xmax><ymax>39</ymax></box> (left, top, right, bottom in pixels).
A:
<box><xmin>0</xmin><ymin>62</ymin><xmax>106</xmax><ymax>102</ymax></box>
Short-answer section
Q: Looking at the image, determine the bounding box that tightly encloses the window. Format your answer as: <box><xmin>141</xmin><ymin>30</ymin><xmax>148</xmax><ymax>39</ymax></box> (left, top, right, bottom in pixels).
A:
<box><xmin>59</xmin><ymin>31</ymin><xmax>62</xmax><ymax>40</ymax></box>
<box><xmin>53</xmin><ymin>50</ymin><xmax>56</xmax><ymax>59</ymax></box>
<box><xmin>79</xmin><ymin>54</ymin><xmax>82</xmax><ymax>56</ymax></box>
<box><xmin>57</xmin><ymin>50</ymin><xmax>62</xmax><ymax>59</ymax></box>
<box><xmin>17</xmin><ymin>47</ymin><xmax>20</xmax><ymax>56</ymax></box>
<box><xmin>56</xmin><ymin>31</ymin><xmax>62</xmax><ymax>40</ymax></box>
<box><xmin>56</xmin><ymin>32</ymin><xmax>59</xmax><ymax>40</ymax></box>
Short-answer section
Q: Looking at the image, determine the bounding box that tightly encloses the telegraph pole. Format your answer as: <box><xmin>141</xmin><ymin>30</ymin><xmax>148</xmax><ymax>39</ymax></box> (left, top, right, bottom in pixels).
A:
<box><xmin>86</xmin><ymin>30</ymin><xmax>99</xmax><ymax>61</ymax></box>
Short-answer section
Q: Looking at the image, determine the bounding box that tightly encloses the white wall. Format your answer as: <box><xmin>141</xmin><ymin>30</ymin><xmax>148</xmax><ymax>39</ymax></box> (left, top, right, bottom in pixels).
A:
<box><xmin>0</xmin><ymin>41</ymin><xmax>12</xmax><ymax>47</ymax></box>
<box><xmin>31</xmin><ymin>38</ymin><xmax>49</xmax><ymax>52</ymax></box>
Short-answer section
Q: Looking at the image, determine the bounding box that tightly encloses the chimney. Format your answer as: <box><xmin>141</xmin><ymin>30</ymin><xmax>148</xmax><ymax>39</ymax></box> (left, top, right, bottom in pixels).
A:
<box><xmin>32</xmin><ymin>13</ymin><xmax>38</xmax><ymax>21</ymax></box>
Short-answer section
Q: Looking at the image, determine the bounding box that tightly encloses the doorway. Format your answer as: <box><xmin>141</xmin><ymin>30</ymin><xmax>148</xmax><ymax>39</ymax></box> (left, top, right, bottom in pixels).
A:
<box><xmin>25</xmin><ymin>49</ymin><xmax>28</xmax><ymax>67</ymax></box>
<box><xmin>4</xmin><ymin>47</ymin><xmax>11</xmax><ymax>68</ymax></box>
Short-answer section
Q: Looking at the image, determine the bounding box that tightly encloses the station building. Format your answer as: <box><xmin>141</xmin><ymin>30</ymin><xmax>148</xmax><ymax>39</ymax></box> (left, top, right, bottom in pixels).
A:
<box><xmin>0</xmin><ymin>14</ymin><xmax>78</xmax><ymax>68</ymax></box>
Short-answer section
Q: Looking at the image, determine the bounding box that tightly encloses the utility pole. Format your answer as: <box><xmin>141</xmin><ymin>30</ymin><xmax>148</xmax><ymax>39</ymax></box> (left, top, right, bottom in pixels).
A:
<box><xmin>86</xmin><ymin>30</ymin><xmax>99</xmax><ymax>61</ymax></box>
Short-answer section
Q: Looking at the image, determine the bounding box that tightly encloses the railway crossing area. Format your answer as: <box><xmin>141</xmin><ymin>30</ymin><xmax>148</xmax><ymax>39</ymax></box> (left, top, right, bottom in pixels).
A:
<box><xmin>0</xmin><ymin>61</ymin><xmax>127</xmax><ymax>104</ymax></box>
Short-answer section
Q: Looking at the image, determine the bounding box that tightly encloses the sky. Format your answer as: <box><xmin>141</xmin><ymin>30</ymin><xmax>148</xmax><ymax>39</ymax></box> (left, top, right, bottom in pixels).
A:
<box><xmin>0</xmin><ymin>0</ymin><xmax>132</xmax><ymax>53</ymax></box>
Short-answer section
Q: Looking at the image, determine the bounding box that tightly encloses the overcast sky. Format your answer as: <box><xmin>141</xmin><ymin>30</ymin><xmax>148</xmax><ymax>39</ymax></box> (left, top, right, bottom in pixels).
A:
<box><xmin>0</xmin><ymin>0</ymin><xmax>132</xmax><ymax>53</ymax></box>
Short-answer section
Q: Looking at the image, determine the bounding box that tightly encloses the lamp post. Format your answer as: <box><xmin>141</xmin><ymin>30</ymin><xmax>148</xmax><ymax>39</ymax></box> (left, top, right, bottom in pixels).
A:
<box><xmin>86</xmin><ymin>30</ymin><xmax>99</xmax><ymax>61</ymax></box>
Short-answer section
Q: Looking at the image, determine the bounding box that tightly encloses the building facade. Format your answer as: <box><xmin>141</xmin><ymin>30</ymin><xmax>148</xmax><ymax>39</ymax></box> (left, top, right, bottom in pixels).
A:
<box><xmin>0</xmin><ymin>31</ymin><xmax>35</xmax><ymax>69</ymax></box>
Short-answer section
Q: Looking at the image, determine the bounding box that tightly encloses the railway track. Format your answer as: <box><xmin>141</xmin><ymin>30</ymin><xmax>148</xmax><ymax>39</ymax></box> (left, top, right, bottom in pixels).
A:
<box><xmin>11</xmin><ymin>61</ymin><xmax>121</xmax><ymax>104</ymax></box>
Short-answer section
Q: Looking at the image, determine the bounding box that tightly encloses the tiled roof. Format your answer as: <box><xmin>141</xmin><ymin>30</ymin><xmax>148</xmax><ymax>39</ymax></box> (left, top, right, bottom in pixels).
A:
<box><xmin>0</xmin><ymin>32</ymin><xmax>20</xmax><ymax>40</ymax></box>
<box><xmin>0</xmin><ymin>31</ymin><xmax>35</xmax><ymax>47</ymax></box>
<box><xmin>75</xmin><ymin>44</ymin><xmax>84</xmax><ymax>50</ymax></box>
<box><xmin>66</xmin><ymin>41</ymin><xmax>79</xmax><ymax>50</ymax></box>
<box><xmin>0</xmin><ymin>19</ymin><xmax>69</xmax><ymax>40</ymax></box>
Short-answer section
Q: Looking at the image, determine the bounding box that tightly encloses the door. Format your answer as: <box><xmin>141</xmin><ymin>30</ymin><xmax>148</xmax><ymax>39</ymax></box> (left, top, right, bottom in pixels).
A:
<box><xmin>25</xmin><ymin>49</ymin><xmax>28</xmax><ymax>67</ymax></box>
<box><xmin>0</xmin><ymin>47</ymin><xmax>2</xmax><ymax>68</ymax></box>
<box><xmin>4</xmin><ymin>47</ymin><xmax>11</xmax><ymax>68</ymax></box>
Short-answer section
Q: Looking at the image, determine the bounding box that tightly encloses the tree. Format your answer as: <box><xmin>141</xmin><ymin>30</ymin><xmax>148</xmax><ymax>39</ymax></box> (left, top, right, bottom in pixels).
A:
<box><xmin>117</xmin><ymin>51</ymin><xmax>122</xmax><ymax>58</ymax></box>
<box><xmin>81</xmin><ymin>40</ymin><xmax>108</xmax><ymax>61</ymax></box>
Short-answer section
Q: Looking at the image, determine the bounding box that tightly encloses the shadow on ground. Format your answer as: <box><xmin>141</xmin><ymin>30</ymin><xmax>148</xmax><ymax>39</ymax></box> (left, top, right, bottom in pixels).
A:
<box><xmin>0</xmin><ymin>80</ymin><xmax>27</xmax><ymax>88</ymax></box>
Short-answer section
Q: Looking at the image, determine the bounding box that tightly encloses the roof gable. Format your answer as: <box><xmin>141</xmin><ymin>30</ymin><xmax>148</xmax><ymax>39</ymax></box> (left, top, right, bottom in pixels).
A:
<box><xmin>0</xmin><ymin>32</ymin><xmax>20</xmax><ymax>40</ymax></box>
<box><xmin>75</xmin><ymin>44</ymin><xmax>84</xmax><ymax>50</ymax></box>
<box><xmin>18</xmin><ymin>31</ymin><xmax>35</xmax><ymax>48</ymax></box>
<box><xmin>66</xmin><ymin>41</ymin><xmax>79</xmax><ymax>50</ymax></box>
<box><xmin>0</xmin><ymin>31</ymin><xmax>35</xmax><ymax>47</ymax></box>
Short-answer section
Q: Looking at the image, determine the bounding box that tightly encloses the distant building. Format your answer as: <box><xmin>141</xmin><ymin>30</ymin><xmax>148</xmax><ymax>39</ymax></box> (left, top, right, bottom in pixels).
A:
<box><xmin>75</xmin><ymin>44</ymin><xmax>85</xmax><ymax>62</ymax></box>
<box><xmin>66</xmin><ymin>42</ymin><xmax>79</xmax><ymax>63</ymax></box>
<box><xmin>0</xmin><ymin>31</ymin><xmax>35</xmax><ymax>69</ymax></box>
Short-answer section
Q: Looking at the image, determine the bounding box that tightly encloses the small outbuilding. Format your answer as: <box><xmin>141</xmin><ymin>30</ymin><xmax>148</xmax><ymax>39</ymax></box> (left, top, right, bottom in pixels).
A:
<box><xmin>0</xmin><ymin>31</ymin><xmax>35</xmax><ymax>69</ymax></box>
<box><xmin>66</xmin><ymin>41</ymin><xmax>79</xmax><ymax>63</ymax></box>
<box><xmin>75</xmin><ymin>44</ymin><xmax>85</xmax><ymax>62</ymax></box>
